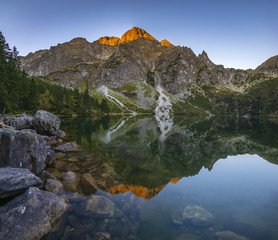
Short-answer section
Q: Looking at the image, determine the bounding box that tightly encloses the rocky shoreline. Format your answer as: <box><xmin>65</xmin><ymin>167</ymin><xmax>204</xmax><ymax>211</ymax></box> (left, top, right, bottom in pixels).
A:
<box><xmin>0</xmin><ymin>111</ymin><xmax>254</xmax><ymax>240</ymax></box>
<box><xmin>0</xmin><ymin>110</ymin><xmax>78</xmax><ymax>240</ymax></box>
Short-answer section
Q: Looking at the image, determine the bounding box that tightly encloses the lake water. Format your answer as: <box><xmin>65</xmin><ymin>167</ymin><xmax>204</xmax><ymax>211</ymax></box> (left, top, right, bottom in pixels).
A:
<box><xmin>45</xmin><ymin>116</ymin><xmax>278</xmax><ymax>240</ymax></box>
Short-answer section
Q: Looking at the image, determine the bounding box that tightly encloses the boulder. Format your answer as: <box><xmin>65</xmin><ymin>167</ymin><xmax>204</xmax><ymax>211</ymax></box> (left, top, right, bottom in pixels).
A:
<box><xmin>0</xmin><ymin>167</ymin><xmax>42</xmax><ymax>199</ymax></box>
<box><xmin>32</xmin><ymin>110</ymin><xmax>61</xmax><ymax>135</ymax></box>
<box><xmin>0</xmin><ymin>187</ymin><xmax>68</xmax><ymax>240</ymax></box>
<box><xmin>62</xmin><ymin>171</ymin><xmax>79</xmax><ymax>192</ymax></box>
<box><xmin>215</xmin><ymin>231</ymin><xmax>249</xmax><ymax>240</ymax></box>
<box><xmin>63</xmin><ymin>171</ymin><xmax>77</xmax><ymax>184</ymax></box>
<box><xmin>172</xmin><ymin>205</ymin><xmax>215</xmax><ymax>227</ymax></box>
<box><xmin>182</xmin><ymin>205</ymin><xmax>215</xmax><ymax>227</ymax></box>
<box><xmin>44</xmin><ymin>179</ymin><xmax>63</xmax><ymax>194</ymax></box>
<box><xmin>0</xmin><ymin>129</ymin><xmax>48</xmax><ymax>174</ymax></box>
<box><xmin>75</xmin><ymin>195</ymin><xmax>122</xmax><ymax>218</ymax></box>
<box><xmin>81</xmin><ymin>173</ymin><xmax>98</xmax><ymax>194</ymax></box>
<box><xmin>55</xmin><ymin>142</ymin><xmax>78</xmax><ymax>152</ymax></box>
<box><xmin>3</xmin><ymin>113</ymin><xmax>33</xmax><ymax>130</ymax></box>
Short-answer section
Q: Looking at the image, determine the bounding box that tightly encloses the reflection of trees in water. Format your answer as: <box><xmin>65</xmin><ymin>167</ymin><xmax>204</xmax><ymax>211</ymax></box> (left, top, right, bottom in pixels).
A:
<box><xmin>59</xmin><ymin>116</ymin><xmax>278</xmax><ymax>193</ymax></box>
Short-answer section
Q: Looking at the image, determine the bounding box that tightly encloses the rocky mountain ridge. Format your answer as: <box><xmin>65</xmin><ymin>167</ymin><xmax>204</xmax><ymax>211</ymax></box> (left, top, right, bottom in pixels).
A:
<box><xmin>20</xmin><ymin>27</ymin><xmax>278</xmax><ymax>116</ymax></box>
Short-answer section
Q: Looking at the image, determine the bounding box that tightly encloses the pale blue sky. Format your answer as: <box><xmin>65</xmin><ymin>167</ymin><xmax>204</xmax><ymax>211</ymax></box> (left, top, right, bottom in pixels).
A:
<box><xmin>1</xmin><ymin>0</ymin><xmax>277</xmax><ymax>69</ymax></box>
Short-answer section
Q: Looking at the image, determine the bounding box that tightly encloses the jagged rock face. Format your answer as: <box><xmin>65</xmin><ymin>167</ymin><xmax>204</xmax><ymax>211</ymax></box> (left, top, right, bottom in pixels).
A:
<box><xmin>119</xmin><ymin>26</ymin><xmax>157</xmax><ymax>44</ymax></box>
<box><xmin>22</xmin><ymin>36</ymin><xmax>241</xmax><ymax>93</ymax></box>
<box><xmin>160</xmin><ymin>39</ymin><xmax>173</xmax><ymax>46</ymax></box>
<box><xmin>20</xmin><ymin>27</ymin><xmax>277</xmax><ymax>97</ymax></box>
<box><xmin>256</xmin><ymin>55</ymin><xmax>278</xmax><ymax>73</ymax></box>
<box><xmin>99</xmin><ymin>36</ymin><xmax>120</xmax><ymax>46</ymax></box>
<box><xmin>20</xmin><ymin>38</ymin><xmax>115</xmax><ymax>76</ymax></box>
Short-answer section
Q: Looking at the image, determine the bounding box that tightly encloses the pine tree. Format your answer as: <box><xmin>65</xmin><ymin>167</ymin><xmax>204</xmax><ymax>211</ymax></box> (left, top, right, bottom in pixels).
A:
<box><xmin>27</xmin><ymin>78</ymin><xmax>39</xmax><ymax>111</ymax></box>
<box><xmin>84</xmin><ymin>85</ymin><xmax>91</xmax><ymax>112</ymax></box>
<box><xmin>0</xmin><ymin>31</ymin><xmax>9</xmax><ymax>113</ymax></box>
<box><xmin>100</xmin><ymin>99</ymin><xmax>110</xmax><ymax>113</ymax></box>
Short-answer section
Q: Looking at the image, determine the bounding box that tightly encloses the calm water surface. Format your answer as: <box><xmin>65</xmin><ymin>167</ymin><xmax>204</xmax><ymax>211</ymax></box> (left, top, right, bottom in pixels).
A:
<box><xmin>45</xmin><ymin>116</ymin><xmax>278</xmax><ymax>240</ymax></box>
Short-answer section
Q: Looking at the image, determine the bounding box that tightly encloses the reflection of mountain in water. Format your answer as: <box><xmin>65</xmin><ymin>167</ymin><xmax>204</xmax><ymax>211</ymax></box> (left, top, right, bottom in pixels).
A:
<box><xmin>53</xmin><ymin>116</ymin><xmax>278</xmax><ymax>199</ymax></box>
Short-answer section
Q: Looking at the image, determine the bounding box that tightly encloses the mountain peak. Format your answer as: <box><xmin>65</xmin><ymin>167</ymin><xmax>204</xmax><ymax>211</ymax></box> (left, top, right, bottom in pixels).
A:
<box><xmin>98</xmin><ymin>36</ymin><xmax>120</xmax><ymax>46</ymax></box>
<box><xmin>119</xmin><ymin>27</ymin><xmax>158</xmax><ymax>44</ymax></box>
<box><xmin>160</xmin><ymin>39</ymin><xmax>173</xmax><ymax>46</ymax></box>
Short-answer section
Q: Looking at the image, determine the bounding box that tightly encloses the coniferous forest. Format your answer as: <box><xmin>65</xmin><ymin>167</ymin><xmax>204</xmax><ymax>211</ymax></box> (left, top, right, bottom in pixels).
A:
<box><xmin>0</xmin><ymin>31</ymin><xmax>111</xmax><ymax>115</ymax></box>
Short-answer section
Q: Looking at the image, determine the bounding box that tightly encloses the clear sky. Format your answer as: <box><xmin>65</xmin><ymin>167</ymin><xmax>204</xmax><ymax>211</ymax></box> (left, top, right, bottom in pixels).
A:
<box><xmin>1</xmin><ymin>0</ymin><xmax>277</xmax><ymax>69</ymax></box>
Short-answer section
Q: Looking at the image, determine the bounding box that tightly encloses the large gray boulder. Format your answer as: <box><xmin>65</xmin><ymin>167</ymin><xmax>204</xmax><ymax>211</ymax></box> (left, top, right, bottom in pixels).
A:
<box><xmin>0</xmin><ymin>128</ymin><xmax>48</xmax><ymax>174</ymax></box>
<box><xmin>32</xmin><ymin>110</ymin><xmax>61</xmax><ymax>135</ymax></box>
<box><xmin>0</xmin><ymin>167</ymin><xmax>42</xmax><ymax>199</ymax></box>
<box><xmin>0</xmin><ymin>187</ymin><xmax>68</xmax><ymax>240</ymax></box>
<box><xmin>3</xmin><ymin>113</ymin><xmax>33</xmax><ymax>130</ymax></box>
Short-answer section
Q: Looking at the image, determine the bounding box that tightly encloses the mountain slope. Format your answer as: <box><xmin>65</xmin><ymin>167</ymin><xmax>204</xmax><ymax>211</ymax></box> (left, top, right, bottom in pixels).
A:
<box><xmin>255</xmin><ymin>55</ymin><xmax>278</xmax><ymax>73</ymax></box>
<box><xmin>20</xmin><ymin>27</ymin><xmax>278</xmax><ymax>116</ymax></box>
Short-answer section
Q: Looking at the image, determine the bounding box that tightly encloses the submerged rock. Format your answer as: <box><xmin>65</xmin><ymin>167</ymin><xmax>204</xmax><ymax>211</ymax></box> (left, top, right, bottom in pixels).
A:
<box><xmin>3</xmin><ymin>113</ymin><xmax>33</xmax><ymax>130</ymax></box>
<box><xmin>182</xmin><ymin>205</ymin><xmax>215</xmax><ymax>227</ymax></box>
<box><xmin>0</xmin><ymin>128</ymin><xmax>47</xmax><ymax>174</ymax></box>
<box><xmin>0</xmin><ymin>187</ymin><xmax>68</xmax><ymax>240</ymax></box>
<box><xmin>173</xmin><ymin>205</ymin><xmax>215</xmax><ymax>227</ymax></box>
<box><xmin>0</xmin><ymin>167</ymin><xmax>42</xmax><ymax>199</ymax></box>
<box><xmin>55</xmin><ymin>142</ymin><xmax>78</xmax><ymax>152</ymax></box>
<box><xmin>32</xmin><ymin>110</ymin><xmax>61</xmax><ymax>135</ymax></box>
<box><xmin>81</xmin><ymin>173</ymin><xmax>98</xmax><ymax>195</ymax></box>
<box><xmin>94</xmin><ymin>232</ymin><xmax>111</xmax><ymax>240</ymax></box>
<box><xmin>215</xmin><ymin>231</ymin><xmax>249</xmax><ymax>240</ymax></box>
<box><xmin>75</xmin><ymin>195</ymin><xmax>122</xmax><ymax>218</ymax></box>
<box><xmin>63</xmin><ymin>171</ymin><xmax>77</xmax><ymax>184</ymax></box>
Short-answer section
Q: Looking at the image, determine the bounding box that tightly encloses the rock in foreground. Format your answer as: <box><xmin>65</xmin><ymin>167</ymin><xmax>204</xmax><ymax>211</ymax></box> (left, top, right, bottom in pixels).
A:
<box><xmin>33</xmin><ymin>110</ymin><xmax>61</xmax><ymax>135</ymax></box>
<box><xmin>3</xmin><ymin>113</ymin><xmax>33</xmax><ymax>130</ymax></box>
<box><xmin>0</xmin><ymin>128</ymin><xmax>47</xmax><ymax>174</ymax></box>
<box><xmin>0</xmin><ymin>187</ymin><xmax>68</xmax><ymax>240</ymax></box>
<box><xmin>0</xmin><ymin>167</ymin><xmax>42</xmax><ymax>199</ymax></box>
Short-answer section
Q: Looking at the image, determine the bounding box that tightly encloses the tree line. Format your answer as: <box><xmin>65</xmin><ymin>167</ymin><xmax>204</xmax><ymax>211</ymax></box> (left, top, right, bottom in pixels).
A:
<box><xmin>0</xmin><ymin>31</ymin><xmax>111</xmax><ymax>115</ymax></box>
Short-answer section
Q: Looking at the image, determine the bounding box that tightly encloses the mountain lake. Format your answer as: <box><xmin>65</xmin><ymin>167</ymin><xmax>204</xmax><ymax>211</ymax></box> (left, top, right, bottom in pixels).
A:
<box><xmin>44</xmin><ymin>115</ymin><xmax>278</xmax><ymax>240</ymax></box>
